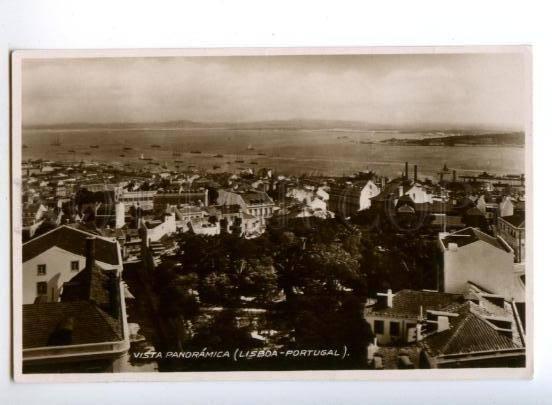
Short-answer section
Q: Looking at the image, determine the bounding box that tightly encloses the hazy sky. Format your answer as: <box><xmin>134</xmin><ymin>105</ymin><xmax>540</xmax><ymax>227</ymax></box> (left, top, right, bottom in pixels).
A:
<box><xmin>22</xmin><ymin>53</ymin><xmax>529</xmax><ymax>129</ymax></box>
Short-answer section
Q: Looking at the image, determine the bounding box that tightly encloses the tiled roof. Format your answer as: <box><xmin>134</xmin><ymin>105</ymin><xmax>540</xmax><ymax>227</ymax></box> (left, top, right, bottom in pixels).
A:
<box><xmin>23</xmin><ymin>225</ymin><xmax>120</xmax><ymax>265</ymax></box>
<box><xmin>421</xmin><ymin>301</ymin><xmax>523</xmax><ymax>357</ymax></box>
<box><xmin>240</xmin><ymin>191</ymin><xmax>274</xmax><ymax>205</ymax></box>
<box><xmin>441</xmin><ymin>227</ymin><xmax>511</xmax><ymax>252</ymax></box>
<box><xmin>371</xmin><ymin>290</ymin><xmax>464</xmax><ymax>318</ymax></box>
<box><xmin>23</xmin><ymin>301</ymin><xmax>122</xmax><ymax>349</ymax></box>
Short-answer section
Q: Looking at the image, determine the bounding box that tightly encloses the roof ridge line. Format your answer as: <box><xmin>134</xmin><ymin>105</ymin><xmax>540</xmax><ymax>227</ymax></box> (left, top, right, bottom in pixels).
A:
<box><xmin>440</xmin><ymin>311</ymin><xmax>472</xmax><ymax>355</ymax></box>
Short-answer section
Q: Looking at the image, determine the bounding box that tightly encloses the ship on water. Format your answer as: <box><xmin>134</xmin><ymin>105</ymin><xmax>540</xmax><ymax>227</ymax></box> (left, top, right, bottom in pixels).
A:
<box><xmin>51</xmin><ymin>135</ymin><xmax>62</xmax><ymax>147</ymax></box>
<box><xmin>90</xmin><ymin>145</ymin><xmax>99</xmax><ymax>149</ymax></box>
<box><xmin>172</xmin><ymin>146</ymin><xmax>182</xmax><ymax>157</ymax></box>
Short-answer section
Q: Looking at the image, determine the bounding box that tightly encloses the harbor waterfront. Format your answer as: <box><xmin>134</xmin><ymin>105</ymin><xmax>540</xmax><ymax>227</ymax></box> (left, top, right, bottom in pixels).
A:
<box><xmin>22</xmin><ymin>128</ymin><xmax>524</xmax><ymax>179</ymax></box>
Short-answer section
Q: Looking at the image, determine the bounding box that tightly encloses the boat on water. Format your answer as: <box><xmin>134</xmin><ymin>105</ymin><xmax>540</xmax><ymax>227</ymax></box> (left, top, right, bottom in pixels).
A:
<box><xmin>51</xmin><ymin>135</ymin><xmax>62</xmax><ymax>147</ymax></box>
<box><xmin>151</xmin><ymin>144</ymin><xmax>161</xmax><ymax>148</ymax></box>
<box><xmin>90</xmin><ymin>145</ymin><xmax>99</xmax><ymax>149</ymax></box>
<box><xmin>257</xmin><ymin>152</ymin><xmax>266</xmax><ymax>156</ymax></box>
<box><xmin>174</xmin><ymin>159</ymin><xmax>183</xmax><ymax>163</ymax></box>
<box><xmin>139</xmin><ymin>153</ymin><xmax>153</xmax><ymax>161</ymax></box>
<box><xmin>214</xmin><ymin>154</ymin><xmax>224</xmax><ymax>158</ymax></box>
<box><xmin>119</xmin><ymin>154</ymin><xmax>125</xmax><ymax>157</ymax></box>
<box><xmin>250</xmin><ymin>161</ymin><xmax>258</xmax><ymax>165</ymax></box>
<box><xmin>191</xmin><ymin>150</ymin><xmax>202</xmax><ymax>154</ymax></box>
<box><xmin>23</xmin><ymin>144</ymin><xmax>29</xmax><ymax>149</ymax></box>
<box><xmin>123</xmin><ymin>147</ymin><xmax>133</xmax><ymax>151</ymax></box>
<box><xmin>213</xmin><ymin>165</ymin><xmax>221</xmax><ymax>169</ymax></box>
<box><xmin>247</xmin><ymin>144</ymin><xmax>254</xmax><ymax>150</ymax></box>
<box><xmin>68</xmin><ymin>149</ymin><xmax>76</xmax><ymax>153</ymax></box>
<box><xmin>84</xmin><ymin>152</ymin><xmax>91</xmax><ymax>156</ymax></box>
<box><xmin>235</xmin><ymin>160</ymin><xmax>244</xmax><ymax>163</ymax></box>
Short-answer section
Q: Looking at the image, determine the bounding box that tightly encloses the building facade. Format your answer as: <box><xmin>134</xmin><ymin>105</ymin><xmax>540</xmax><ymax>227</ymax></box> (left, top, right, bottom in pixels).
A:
<box><xmin>22</xmin><ymin>225</ymin><xmax>123</xmax><ymax>305</ymax></box>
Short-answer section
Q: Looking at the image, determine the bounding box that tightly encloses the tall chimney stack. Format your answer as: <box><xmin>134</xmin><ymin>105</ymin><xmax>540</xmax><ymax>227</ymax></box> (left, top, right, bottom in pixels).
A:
<box><xmin>414</xmin><ymin>165</ymin><xmax>418</xmax><ymax>182</ymax></box>
<box><xmin>405</xmin><ymin>162</ymin><xmax>409</xmax><ymax>180</ymax></box>
<box><xmin>85</xmin><ymin>237</ymin><xmax>95</xmax><ymax>271</ymax></box>
<box><xmin>452</xmin><ymin>170</ymin><xmax>457</xmax><ymax>183</ymax></box>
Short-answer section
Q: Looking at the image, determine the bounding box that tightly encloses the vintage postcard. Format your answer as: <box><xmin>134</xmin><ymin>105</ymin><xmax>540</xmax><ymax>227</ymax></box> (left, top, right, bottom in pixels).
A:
<box><xmin>11</xmin><ymin>47</ymin><xmax>532</xmax><ymax>382</ymax></box>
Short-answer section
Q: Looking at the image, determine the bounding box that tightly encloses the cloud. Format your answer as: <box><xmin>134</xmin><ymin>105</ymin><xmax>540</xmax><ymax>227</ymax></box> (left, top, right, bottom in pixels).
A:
<box><xmin>21</xmin><ymin>53</ymin><xmax>528</xmax><ymax>129</ymax></box>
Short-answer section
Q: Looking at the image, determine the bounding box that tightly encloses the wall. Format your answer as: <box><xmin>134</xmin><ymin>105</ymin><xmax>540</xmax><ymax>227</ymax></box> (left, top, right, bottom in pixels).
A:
<box><xmin>22</xmin><ymin>246</ymin><xmax>120</xmax><ymax>304</ymax></box>
<box><xmin>441</xmin><ymin>240</ymin><xmax>517</xmax><ymax>300</ymax></box>
<box><xmin>359</xmin><ymin>180</ymin><xmax>380</xmax><ymax>210</ymax></box>
<box><xmin>145</xmin><ymin>214</ymin><xmax>176</xmax><ymax>242</ymax></box>
<box><xmin>364</xmin><ymin>314</ymin><xmax>417</xmax><ymax>345</ymax></box>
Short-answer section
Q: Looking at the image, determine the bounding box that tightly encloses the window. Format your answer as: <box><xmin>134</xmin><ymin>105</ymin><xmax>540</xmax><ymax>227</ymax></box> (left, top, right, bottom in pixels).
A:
<box><xmin>37</xmin><ymin>264</ymin><xmax>46</xmax><ymax>276</ymax></box>
<box><xmin>374</xmin><ymin>320</ymin><xmax>384</xmax><ymax>334</ymax></box>
<box><xmin>37</xmin><ymin>282</ymin><xmax>47</xmax><ymax>296</ymax></box>
<box><xmin>70</xmin><ymin>260</ymin><xmax>79</xmax><ymax>271</ymax></box>
<box><xmin>390</xmin><ymin>321</ymin><xmax>400</xmax><ymax>337</ymax></box>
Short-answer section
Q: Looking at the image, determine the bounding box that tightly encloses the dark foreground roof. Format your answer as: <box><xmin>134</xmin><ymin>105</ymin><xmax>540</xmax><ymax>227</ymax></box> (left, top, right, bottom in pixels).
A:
<box><xmin>23</xmin><ymin>225</ymin><xmax>120</xmax><ymax>265</ymax></box>
<box><xmin>23</xmin><ymin>301</ymin><xmax>122</xmax><ymax>349</ymax></box>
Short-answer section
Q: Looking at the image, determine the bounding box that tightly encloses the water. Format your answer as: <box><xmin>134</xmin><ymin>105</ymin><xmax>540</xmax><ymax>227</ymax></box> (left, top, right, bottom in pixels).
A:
<box><xmin>22</xmin><ymin>128</ymin><xmax>525</xmax><ymax>179</ymax></box>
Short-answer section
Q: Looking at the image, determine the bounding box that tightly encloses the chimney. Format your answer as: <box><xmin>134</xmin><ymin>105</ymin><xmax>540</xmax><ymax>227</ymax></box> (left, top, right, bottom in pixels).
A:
<box><xmin>414</xmin><ymin>165</ymin><xmax>418</xmax><ymax>182</ymax></box>
<box><xmin>405</xmin><ymin>162</ymin><xmax>409</xmax><ymax>180</ymax></box>
<box><xmin>416</xmin><ymin>323</ymin><xmax>423</xmax><ymax>341</ymax></box>
<box><xmin>85</xmin><ymin>237</ymin><xmax>95</xmax><ymax>271</ymax></box>
<box><xmin>398</xmin><ymin>185</ymin><xmax>404</xmax><ymax>197</ymax></box>
<box><xmin>437</xmin><ymin>315</ymin><xmax>450</xmax><ymax>332</ymax></box>
<box><xmin>377</xmin><ymin>289</ymin><xmax>394</xmax><ymax>308</ymax></box>
<box><xmin>453</xmin><ymin>170</ymin><xmax>457</xmax><ymax>183</ymax></box>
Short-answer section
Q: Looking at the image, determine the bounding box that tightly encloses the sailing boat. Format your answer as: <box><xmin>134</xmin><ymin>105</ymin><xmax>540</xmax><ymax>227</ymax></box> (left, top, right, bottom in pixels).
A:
<box><xmin>51</xmin><ymin>135</ymin><xmax>61</xmax><ymax>147</ymax></box>
<box><xmin>172</xmin><ymin>145</ymin><xmax>182</xmax><ymax>157</ymax></box>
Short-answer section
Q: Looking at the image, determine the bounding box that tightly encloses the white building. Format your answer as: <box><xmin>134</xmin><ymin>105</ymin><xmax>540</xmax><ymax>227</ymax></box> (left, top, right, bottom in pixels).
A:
<box><xmin>438</xmin><ymin>227</ymin><xmax>523</xmax><ymax>302</ymax></box>
<box><xmin>22</xmin><ymin>225</ymin><xmax>123</xmax><ymax>305</ymax></box>
<box><xmin>217</xmin><ymin>189</ymin><xmax>275</xmax><ymax>227</ymax></box>
<box><xmin>119</xmin><ymin>190</ymin><xmax>157</xmax><ymax>212</ymax></box>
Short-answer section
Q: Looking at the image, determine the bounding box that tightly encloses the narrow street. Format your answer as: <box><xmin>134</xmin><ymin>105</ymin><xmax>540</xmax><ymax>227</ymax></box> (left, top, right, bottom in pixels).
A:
<box><xmin>119</xmin><ymin>262</ymin><xmax>161</xmax><ymax>372</ymax></box>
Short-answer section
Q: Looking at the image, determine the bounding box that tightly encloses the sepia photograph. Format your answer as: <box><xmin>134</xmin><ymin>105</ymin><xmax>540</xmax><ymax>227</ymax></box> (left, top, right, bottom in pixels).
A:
<box><xmin>11</xmin><ymin>47</ymin><xmax>531</xmax><ymax>381</ymax></box>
